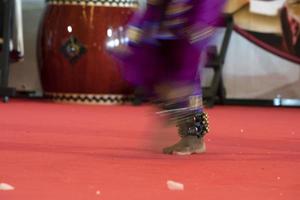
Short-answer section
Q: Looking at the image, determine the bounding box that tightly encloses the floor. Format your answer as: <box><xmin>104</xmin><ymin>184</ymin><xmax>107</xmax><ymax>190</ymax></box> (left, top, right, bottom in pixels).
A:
<box><xmin>0</xmin><ymin>99</ymin><xmax>299</xmax><ymax>200</ymax></box>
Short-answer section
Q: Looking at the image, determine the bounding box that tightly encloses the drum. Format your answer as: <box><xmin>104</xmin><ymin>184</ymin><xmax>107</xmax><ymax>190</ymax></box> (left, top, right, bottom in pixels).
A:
<box><xmin>38</xmin><ymin>0</ymin><xmax>138</xmax><ymax>104</ymax></box>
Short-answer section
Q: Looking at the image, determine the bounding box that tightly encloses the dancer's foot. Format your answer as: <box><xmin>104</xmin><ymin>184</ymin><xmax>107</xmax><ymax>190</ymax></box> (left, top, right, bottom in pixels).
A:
<box><xmin>163</xmin><ymin>136</ymin><xmax>206</xmax><ymax>155</ymax></box>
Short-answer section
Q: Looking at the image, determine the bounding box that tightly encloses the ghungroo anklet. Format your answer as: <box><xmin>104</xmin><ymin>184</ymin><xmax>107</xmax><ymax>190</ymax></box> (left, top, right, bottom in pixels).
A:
<box><xmin>177</xmin><ymin>112</ymin><xmax>209</xmax><ymax>138</ymax></box>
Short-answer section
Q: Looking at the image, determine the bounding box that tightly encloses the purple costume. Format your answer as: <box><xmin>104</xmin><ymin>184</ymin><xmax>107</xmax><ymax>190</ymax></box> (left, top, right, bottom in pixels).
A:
<box><xmin>113</xmin><ymin>0</ymin><xmax>225</xmax><ymax>99</ymax></box>
<box><xmin>109</xmin><ymin>0</ymin><xmax>225</xmax><ymax>139</ymax></box>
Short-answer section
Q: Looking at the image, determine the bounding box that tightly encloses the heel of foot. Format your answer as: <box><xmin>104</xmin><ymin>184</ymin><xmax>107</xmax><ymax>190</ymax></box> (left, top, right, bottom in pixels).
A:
<box><xmin>195</xmin><ymin>142</ymin><xmax>206</xmax><ymax>154</ymax></box>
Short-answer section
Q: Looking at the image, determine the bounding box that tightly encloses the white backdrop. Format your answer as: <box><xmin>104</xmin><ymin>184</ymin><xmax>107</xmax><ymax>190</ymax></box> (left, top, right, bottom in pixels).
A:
<box><xmin>9</xmin><ymin>0</ymin><xmax>44</xmax><ymax>95</ymax></box>
<box><xmin>215</xmin><ymin>30</ymin><xmax>300</xmax><ymax>99</ymax></box>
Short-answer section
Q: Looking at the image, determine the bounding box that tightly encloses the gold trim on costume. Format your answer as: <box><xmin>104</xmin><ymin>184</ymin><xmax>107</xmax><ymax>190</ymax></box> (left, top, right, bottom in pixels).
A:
<box><xmin>166</xmin><ymin>4</ymin><xmax>192</xmax><ymax>16</ymax></box>
<box><xmin>189</xmin><ymin>95</ymin><xmax>203</xmax><ymax>109</ymax></box>
<box><xmin>164</xmin><ymin>18</ymin><xmax>188</xmax><ymax>27</ymax></box>
<box><xmin>186</xmin><ymin>26</ymin><xmax>216</xmax><ymax>43</ymax></box>
<box><xmin>127</xmin><ymin>26</ymin><xmax>143</xmax><ymax>43</ymax></box>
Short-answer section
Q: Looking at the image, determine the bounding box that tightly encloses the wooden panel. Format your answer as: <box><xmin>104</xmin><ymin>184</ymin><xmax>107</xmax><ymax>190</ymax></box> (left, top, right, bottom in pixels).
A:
<box><xmin>224</xmin><ymin>0</ymin><xmax>249</xmax><ymax>14</ymax></box>
<box><xmin>287</xmin><ymin>3</ymin><xmax>300</xmax><ymax>23</ymax></box>
<box><xmin>234</xmin><ymin>5</ymin><xmax>282</xmax><ymax>34</ymax></box>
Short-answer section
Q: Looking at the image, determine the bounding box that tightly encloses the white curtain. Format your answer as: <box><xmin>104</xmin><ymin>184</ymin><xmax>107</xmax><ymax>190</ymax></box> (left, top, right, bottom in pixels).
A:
<box><xmin>215</xmin><ymin>30</ymin><xmax>300</xmax><ymax>99</ymax></box>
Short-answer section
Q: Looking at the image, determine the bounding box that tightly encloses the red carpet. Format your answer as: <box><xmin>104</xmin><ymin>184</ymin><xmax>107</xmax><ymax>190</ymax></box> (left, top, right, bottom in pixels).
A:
<box><xmin>0</xmin><ymin>100</ymin><xmax>299</xmax><ymax>200</ymax></box>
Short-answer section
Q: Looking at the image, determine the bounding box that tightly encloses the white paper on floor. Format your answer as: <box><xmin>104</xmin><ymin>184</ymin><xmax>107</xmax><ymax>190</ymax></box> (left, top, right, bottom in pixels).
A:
<box><xmin>0</xmin><ymin>183</ymin><xmax>15</xmax><ymax>191</ymax></box>
<box><xmin>167</xmin><ymin>180</ymin><xmax>184</xmax><ymax>191</ymax></box>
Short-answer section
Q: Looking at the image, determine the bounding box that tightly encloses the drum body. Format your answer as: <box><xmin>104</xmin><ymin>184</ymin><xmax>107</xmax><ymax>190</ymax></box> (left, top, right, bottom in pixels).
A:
<box><xmin>38</xmin><ymin>0</ymin><xmax>137</xmax><ymax>104</ymax></box>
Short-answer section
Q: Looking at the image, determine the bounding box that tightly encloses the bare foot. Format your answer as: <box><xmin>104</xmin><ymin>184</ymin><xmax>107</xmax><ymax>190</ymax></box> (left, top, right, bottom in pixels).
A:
<box><xmin>163</xmin><ymin>136</ymin><xmax>206</xmax><ymax>155</ymax></box>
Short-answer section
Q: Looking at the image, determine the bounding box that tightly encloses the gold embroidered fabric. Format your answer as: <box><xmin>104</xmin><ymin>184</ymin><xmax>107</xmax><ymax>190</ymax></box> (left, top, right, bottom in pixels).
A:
<box><xmin>189</xmin><ymin>95</ymin><xmax>203</xmax><ymax>109</ymax></box>
<box><xmin>185</xmin><ymin>25</ymin><xmax>216</xmax><ymax>43</ymax></box>
<box><xmin>127</xmin><ymin>26</ymin><xmax>144</xmax><ymax>43</ymax></box>
<box><xmin>147</xmin><ymin>0</ymin><xmax>163</xmax><ymax>5</ymax></box>
<box><xmin>164</xmin><ymin>18</ymin><xmax>188</xmax><ymax>27</ymax></box>
<box><xmin>166</xmin><ymin>4</ymin><xmax>192</xmax><ymax>16</ymax></box>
